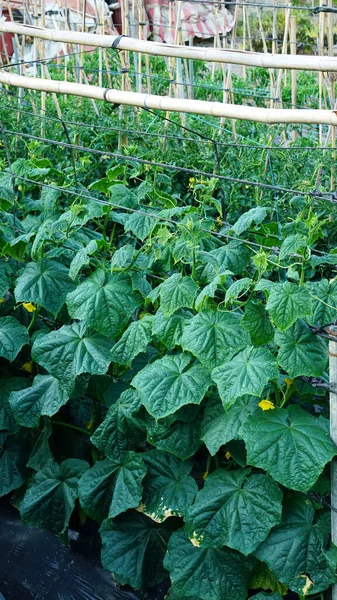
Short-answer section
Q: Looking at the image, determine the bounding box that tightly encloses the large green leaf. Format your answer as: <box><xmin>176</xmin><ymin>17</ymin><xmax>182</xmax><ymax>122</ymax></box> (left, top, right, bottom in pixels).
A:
<box><xmin>146</xmin><ymin>412</ymin><xmax>202</xmax><ymax>460</ymax></box>
<box><xmin>164</xmin><ymin>529</ymin><xmax>254</xmax><ymax>600</ymax></box>
<box><xmin>181</xmin><ymin>310</ymin><xmax>250</xmax><ymax>369</ymax></box>
<box><xmin>241</xmin><ymin>300</ymin><xmax>274</xmax><ymax>346</ymax></box>
<box><xmin>32</xmin><ymin>322</ymin><xmax>113</xmax><ymax>393</ymax></box>
<box><xmin>132</xmin><ymin>354</ymin><xmax>211</xmax><ymax>419</ymax></box>
<box><xmin>275</xmin><ymin>319</ymin><xmax>328</xmax><ymax>378</ymax></box>
<box><xmin>14</xmin><ymin>259</ymin><xmax>75</xmax><ymax>315</ymax></box>
<box><xmin>91</xmin><ymin>389</ymin><xmax>145</xmax><ymax>461</ymax></box>
<box><xmin>306</xmin><ymin>279</ymin><xmax>337</xmax><ymax>326</ymax></box>
<box><xmin>211</xmin><ymin>347</ymin><xmax>278</xmax><ymax>409</ymax></box>
<box><xmin>255</xmin><ymin>496</ymin><xmax>337</xmax><ymax>595</ymax></box>
<box><xmin>9</xmin><ymin>374</ymin><xmax>69</xmax><ymax>428</ymax></box>
<box><xmin>27</xmin><ymin>422</ymin><xmax>53</xmax><ymax>470</ymax></box>
<box><xmin>20</xmin><ymin>458</ymin><xmax>88</xmax><ymax>533</ymax></box>
<box><xmin>66</xmin><ymin>269</ymin><xmax>141</xmax><ymax>337</ymax></box>
<box><xmin>201</xmin><ymin>395</ymin><xmax>259</xmax><ymax>456</ymax></box>
<box><xmin>142</xmin><ymin>449</ymin><xmax>198</xmax><ymax>522</ymax></box>
<box><xmin>152</xmin><ymin>309</ymin><xmax>186</xmax><ymax>350</ymax></box>
<box><xmin>0</xmin><ymin>432</ymin><xmax>28</xmax><ymax>496</ymax></box>
<box><xmin>0</xmin><ymin>378</ymin><xmax>29</xmax><ymax>432</ymax></box>
<box><xmin>186</xmin><ymin>469</ymin><xmax>282</xmax><ymax>555</ymax></box>
<box><xmin>79</xmin><ymin>452</ymin><xmax>146</xmax><ymax>521</ymax></box>
<box><xmin>209</xmin><ymin>241</ymin><xmax>250</xmax><ymax>276</ymax></box>
<box><xmin>124</xmin><ymin>210</ymin><xmax>158</xmax><ymax>240</ymax></box>
<box><xmin>266</xmin><ymin>282</ymin><xmax>312</xmax><ymax>332</ymax></box>
<box><xmin>69</xmin><ymin>239</ymin><xmax>98</xmax><ymax>281</ymax></box>
<box><xmin>110</xmin><ymin>318</ymin><xmax>153</xmax><ymax>366</ymax></box>
<box><xmin>230</xmin><ymin>207</ymin><xmax>268</xmax><ymax>236</ymax></box>
<box><xmin>100</xmin><ymin>511</ymin><xmax>172</xmax><ymax>588</ymax></box>
<box><xmin>158</xmin><ymin>274</ymin><xmax>198</xmax><ymax>317</ymax></box>
<box><xmin>242</xmin><ymin>405</ymin><xmax>336</xmax><ymax>492</ymax></box>
<box><xmin>0</xmin><ymin>316</ymin><xmax>29</xmax><ymax>362</ymax></box>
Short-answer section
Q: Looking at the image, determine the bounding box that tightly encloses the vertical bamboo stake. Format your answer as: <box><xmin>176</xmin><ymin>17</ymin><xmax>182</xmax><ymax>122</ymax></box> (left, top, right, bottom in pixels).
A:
<box><xmin>318</xmin><ymin>5</ymin><xmax>325</xmax><ymax>146</ymax></box>
<box><xmin>327</xmin><ymin>0</ymin><xmax>335</xmax><ymax>191</ymax></box>
<box><xmin>329</xmin><ymin>326</ymin><xmax>337</xmax><ymax>600</ymax></box>
<box><xmin>290</xmin><ymin>15</ymin><xmax>297</xmax><ymax>141</ymax></box>
<box><xmin>242</xmin><ymin>5</ymin><xmax>247</xmax><ymax>81</ymax></box>
<box><xmin>40</xmin><ymin>0</ymin><xmax>46</xmax><ymax>136</ymax></box>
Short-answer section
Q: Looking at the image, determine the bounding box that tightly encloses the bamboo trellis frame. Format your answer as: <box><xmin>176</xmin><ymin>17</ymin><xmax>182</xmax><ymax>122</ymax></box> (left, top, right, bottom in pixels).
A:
<box><xmin>1</xmin><ymin>21</ymin><xmax>337</xmax><ymax>72</ymax></box>
<box><xmin>1</xmin><ymin>70</ymin><xmax>337</xmax><ymax>125</ymax></box>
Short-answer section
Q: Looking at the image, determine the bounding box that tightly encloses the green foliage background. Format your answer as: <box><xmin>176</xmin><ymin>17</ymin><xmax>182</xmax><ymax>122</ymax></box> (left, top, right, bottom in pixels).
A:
<box><xmin>0</xmin><ymin>52</ymin><xmax>337</xmax><ymax>600</ymax></box>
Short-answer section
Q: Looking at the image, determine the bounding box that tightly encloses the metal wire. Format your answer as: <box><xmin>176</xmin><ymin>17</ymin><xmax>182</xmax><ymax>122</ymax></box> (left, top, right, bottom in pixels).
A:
<box><xmin>1</xmin><ymin>101</ymin><xmax>333</xmax><ymax>151</ymax></box>
<box><xmin>3</xmin><ymin>128</ymin><xmax>335</xmax><ymax>201</ymax></box>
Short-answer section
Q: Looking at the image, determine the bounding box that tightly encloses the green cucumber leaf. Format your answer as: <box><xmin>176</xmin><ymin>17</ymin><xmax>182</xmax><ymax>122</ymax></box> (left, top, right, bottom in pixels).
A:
<box><xmin>152</xmin><ymin>309</ymin><xmax>186</xmax><ymax>350</ymax></box>
<box><xmin>195</xmin><ymin>273</ymin><xmax>228</xmax><ymax>312</ymax></box>
<box><xmin>110</xmin><ymin>318</ymin><xmax>153</xmax><ymax>366</ymax></box>
<box><xmin>20</xmin><ymin>458</ymin><xmax>88</xmax><ymax>533</ymax></box>
<box><xmin>0</xmin><ymin>378</ymin><xmax>30</xmax><ymax>432</ymax></box>
<box><xmin>164</xmin><ymin>529</ymin><xmax>255</xmax><ymax>600</ymax></box>
<box><xmin>305</xmin><ymin>279</ymin><xmax>337</xmax><ymax>326</ymax></box>
<box><xmin>32</xmin><ymin>322</ymin><xmax>113</xmax><ymax>393</ymax></box>
<box><xmin>0</xmin><ymin>316</ymin><xmax>29</xmax><ymax>362</ymax></box>
<box><xmin>186</xmin><ymin>468</ymin><xmax>282</xmax><ymax>555</ymax></box>
<box><xmin>266</xmin><ymin>282</ymin><xmax>312</xmax><ymax>332</ymax></box>
<box><xmin>279</xmin><ymin>234</ymin><xmax>306</xmax><ymax>260</ymax></box>
<box><xmin>100</xmin><ymin>511</ymin><xmax>172</xmax><ymax>589</ymax></box>
<box><xmin>181</xmin><ymin>310</ymin><xmax>250</xmax><ymax>369</ymax></box>
<box><xmin>0</xmin><ymin>432</ymin><xmax>28</xmax><ymax>496</ymax></box>
<box><xmin>275</xmin><ymin>319</ymin><xmax>328</xmax><ymax>378</ymax></box>
<box><xmin>79</xmin><ymin>452</ymin><xmax>146</xmax><ymax>521</ymax></box>
<box><xmin>132</xmin><ymin>353</ymin><xmax>211</xmax><ymax>419</ymax></box>
<box><xmin>124</xmin><ymin>210</ymin><xmax>158</xmax><ymax>241</ymax></box>
<box><xmin>91</xmin><ymin>389</ymin><xmax>145</xmax><ymax>461</ymax></box>
<box><xmin>27</xmin><ymin>422</ymin><xmax>53</xmax><ymax>470</ymax></box>
<box><xmin>142</xmin><ymin>449</ymin><xmax>198</xmax><ymax>522</ymax></box>
<box><xmin>255</xmin><ymin>496</ymin><xmax>337</xmax><ymax>595</ymax></box>
<box><xmin>211</xmin><ymin>347</ymin><xmax>278</xmax><ymax>409</ymax></box>
<box><xmin>201</xmin><ymin>395</ymin><xmax>259</xmax><ymax>456</ymax></box>
<box><xmin>241</xmin><ymin>300</ymin><xmax>274</xmax><ymax>346</ymax></box>
<box><xmin>66</xmin><ymin>269</ymin><xmax>141</xmax><ymax>337</ymax></box>
<box><xmin>14</xmin><ymin>259</ymin><xmax>75</xmax><ymax>315</ymax></box>
<box><xmin>69</xmin><ymin>239</ymin><xmax>98</xmax><ymax>281</ymax></box>
<box><xmin>9</xmin><ymin>374</ymin><xmax>69</xmax><ymax>428</ymax></box>
<box><xmin>91</xmin><ymin>390</ymin><xmax>145</xmax><ymax>456</ymax></box>
<box><xmin>146</xmin><ymin>412</ymin><xmax>202</xmax><ymax>460</ymax></box>
<box><xmin>209</xmin><ymin>241</ymin><xmax>250</xmax><ymax>276</ymax></box>
<box><xmin>242</xmin><ymin>405</ymin><xmax>336</xmax><ymax>492</ymax></box>
<box><xmin>225</xmin><ymin>278</ymin><xmax>252</xmax><ymax>305</ymax></box>
<box><xmin>230</xmin><ymin>207</ymin><xmax>268</xmax><ymax>236</ymax></box>
<box><xmin>159</xmin><ymin>274</ymin><xmax>198</xmax><ymax>317</ymax></box>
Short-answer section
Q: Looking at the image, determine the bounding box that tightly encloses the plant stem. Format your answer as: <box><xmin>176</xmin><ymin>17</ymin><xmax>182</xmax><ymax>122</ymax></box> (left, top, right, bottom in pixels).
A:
<box><xmin>51</xmin><ymin>420</ymin><xmax>91</xmax><ymax>436</ymax></box>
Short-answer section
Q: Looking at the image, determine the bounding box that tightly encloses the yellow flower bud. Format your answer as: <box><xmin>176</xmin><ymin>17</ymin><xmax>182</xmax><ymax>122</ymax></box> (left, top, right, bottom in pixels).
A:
<box><xmin>225</xmin><ymin>451</ymin><xmax>232</xmax><ymax>460</ymax></box>
<box><xmin>22</xmin><ymin>361</ymin><xmax>34</xmax><ymax>374</ymax></box>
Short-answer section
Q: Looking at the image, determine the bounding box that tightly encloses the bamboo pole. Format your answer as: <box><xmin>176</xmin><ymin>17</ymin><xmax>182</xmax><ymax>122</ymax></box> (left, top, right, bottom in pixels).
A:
<box><xmin>3</xmin><ymin>21</ymin><xmax>337</xmax><ymax>72</ymax></box>
<box><xmin>328</xmin><ymin>326</ymin><xmax>337</xmax><ymax>600</ymax></box>
<box><xmin>2</xmin><ymin>70</ymin><xmax>337</xmax><ymax>125</ymax></box>
<box><xmin>327</xmin><ymin>0</ymin><xmax>335</xmax><ymax>191</ymax></box>
<box><xmin>290</xmin><ymin>15</ymin><xmax>297</xmax><ymax>141</ymax></box>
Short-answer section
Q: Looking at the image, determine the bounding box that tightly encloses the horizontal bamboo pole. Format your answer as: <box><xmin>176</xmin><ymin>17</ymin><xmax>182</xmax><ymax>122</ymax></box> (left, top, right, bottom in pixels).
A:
<box><xmin>1</xmin><ymin>21</ymin><xmax>337</xmax><ymax>72</ymax></box>
<box><xmin>1</xmin><ymin>71</ymin><xmax>337</xmax><ymax>125</ymax></box>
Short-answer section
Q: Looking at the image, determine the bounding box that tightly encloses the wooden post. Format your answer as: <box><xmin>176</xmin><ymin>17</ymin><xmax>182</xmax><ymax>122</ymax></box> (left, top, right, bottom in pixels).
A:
<box><xmin>329</xmin><ymin>325</ymin><xmax>337</xmax><ymax>600</ymax></box>
<box><xmin>290</xmin><ymin>15</ymin><xmax>297</xmax><ymax>141</ymax></box>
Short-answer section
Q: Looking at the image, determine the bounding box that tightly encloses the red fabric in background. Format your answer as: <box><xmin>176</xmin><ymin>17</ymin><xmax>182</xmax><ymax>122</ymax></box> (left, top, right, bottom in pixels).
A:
<box><xmin>0</xmin><ymin>13</ymin><xmax>14</xmax><ymax>64</ymax></box>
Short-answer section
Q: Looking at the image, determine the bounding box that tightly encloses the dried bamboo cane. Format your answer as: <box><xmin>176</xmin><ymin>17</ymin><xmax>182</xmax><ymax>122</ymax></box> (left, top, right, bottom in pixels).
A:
<box><xmin>290</xmin><ymin>15</ymin><xmax>297</xmax><ymax>141</ymax></box>
<box><xmin>2</xmin><ymin>70</ymin><xmax>337</xmax><ymax>125</ymax></box>
<box><xmin>3</xmin><ymin>21</ymin><xmax>337</xmax><ymax>72</ymax></box>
